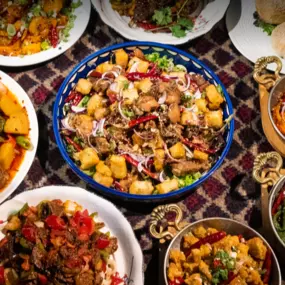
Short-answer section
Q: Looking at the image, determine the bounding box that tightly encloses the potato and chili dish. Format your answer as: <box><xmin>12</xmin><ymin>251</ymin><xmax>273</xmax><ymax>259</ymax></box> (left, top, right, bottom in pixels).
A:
<box><xmin>0</xmin><ymin>0</ymin><xmax>81</xmax><ymax>56</ymax></box>
<box><xmin>167</xmin><ymin>226</ymin><xmax>272</xmax><ymax>285</ymax></box>
<box><xmin>60</xmin><ymin>48</ymin><xmax>231</xmax><ymax>195</ymax></box>
<box><xmin>0</xmin><ymin>81</ymin><xmax>32</xmax><ymax>191</ymax></box>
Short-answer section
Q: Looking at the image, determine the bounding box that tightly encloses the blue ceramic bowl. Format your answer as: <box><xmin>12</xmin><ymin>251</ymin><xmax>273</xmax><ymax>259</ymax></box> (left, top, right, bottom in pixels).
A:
<box><xmin>53</xmin><ymin>42</ymin><xmax>234</xmax><ymax>202</ymax></box>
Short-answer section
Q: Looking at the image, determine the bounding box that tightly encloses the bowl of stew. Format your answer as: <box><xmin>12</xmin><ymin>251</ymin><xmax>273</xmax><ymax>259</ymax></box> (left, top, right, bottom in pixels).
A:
<box><xmin>0</xmin><ymin>71</ymin><xmax>38</xmax><ymax>203</ymax></box>
<box><xmin>53</xmin><ymin>42</ymin><xmax>234</xmax><ymax>202</ymax></box>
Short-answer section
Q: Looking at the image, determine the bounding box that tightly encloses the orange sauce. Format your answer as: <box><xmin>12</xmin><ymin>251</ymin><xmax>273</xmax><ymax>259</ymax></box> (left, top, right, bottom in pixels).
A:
<box><xmin>0</xmin><ymin>89</ymin><xmax>29</xmax><ymax>192</ymax></box>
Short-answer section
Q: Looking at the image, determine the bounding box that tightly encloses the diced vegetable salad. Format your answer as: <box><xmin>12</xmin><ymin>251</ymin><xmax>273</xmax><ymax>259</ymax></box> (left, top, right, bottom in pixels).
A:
<box><xmin>60</xmin><ymin>48</ymin><xmax>232</xmax><ymax>195</ymax></box>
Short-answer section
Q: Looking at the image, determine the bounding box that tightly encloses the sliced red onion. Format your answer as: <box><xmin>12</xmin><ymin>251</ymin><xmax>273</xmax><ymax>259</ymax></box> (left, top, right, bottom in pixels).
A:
<box><xmin>97</xmin><ymin>118</ymin><xmax>106</xmax><ymax>135</ymax></box>
<box><xmin>118</xmin><ymin>100</ymin><xmax>130</xmax><ymax>121</ymax></box>
<box><xmin>144</xmin><ymin>154</ymin><xmax>154</xmax><ymax>168</ymax></box>
<box><xmin>109</xmin><ymin>82</ymin><xmax>118</xmax><ymax>92</ymax></box>
<box><xmin>120</xmin><ymin>151</ymin><xmax>145</xmax><ymax>162</ymax></box>
<box><xmin>71</xmin><ymin>106</ymin><xmax>86</xmax><ymax>113</ymax></box>
<box><xmin>61</xmin><ymin>117</ymin><xmax>76</xmax><ymax>132</ymax></box>
<box><xmin>158</xmin><ymin>91</ymin><xmax>167</xmax><ymax>105</ymax></box>
<box><xmin>102</xmin><ymin>71</ymin><xmax>119</xmax><ymax>79</ymax></box>
<box><xmin>183</xmin><ymin>144</ymin><xmax>193</xmax><ymax>158</ymax></box>
<box><xmin>96</xmin><ymin>78</ymin><xmax>112</xmax><ymax>87</ymax></box>
<box><xmin>62</xmin><ymin>103</ymin><xmax>70</xmax><ymax>116</ymax></box>
<box><xmin>177</xmin><ymin>74</ymin><xmax>191</xmax><ymax>92</ymax></box>
<box><xmin>87</xmin><ymin>134</ymin><xmax>98</xmax><ymax>152</ymax></box>
<box><xmin>163</xmin><ymin>75</ymin><xmax>179</xmax><ymax>80</ymax></box>
<box><xmin>137</xmin><ymin>160</ymin><xmax>145</xmax><ymax>173</ymax></box>
<box><xmin>164</xmin><ymin>144</ymin><xmax>180</xmax><ymax>162</ymax></box>
<box><xmin>129</xmin><ymin>61</ymin><xmax>139</xmax><ymax>73</ymax></box>
<box><xmin>128</xmin><ymin>82</ymin><xmax>134</xmax><ymax>89</ymax></box>
<box><xmin>159</xmin><ymin>170</ymin><xmax>167</xmax><ymax>182</ymax></box>
<box><xmin>92</xmin><ymin>120</ymin><xmax>99</xmax><ymax>136</ymax></box>
<box><xmin>114</xmin><ymin>65</ymin><xmax>122</xmax><ymax>74</ymax></box>
<box><xmin>194</xmin><ymin>88</ymin><xmax>202</xmax><ymax>99</ymax></box>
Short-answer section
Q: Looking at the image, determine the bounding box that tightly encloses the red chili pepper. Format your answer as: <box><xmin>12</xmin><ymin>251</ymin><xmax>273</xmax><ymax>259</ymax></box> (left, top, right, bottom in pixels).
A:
<box><xmin>49</xmin><ymin>26</ymin><xmax>59</xmax><ymax>48</ymax></box>
<box><xmin>262</xmin><ymin>249</ymin><xmax>272</xmax><ymax>284</ymax></box>
<box><xmin>114</xmin><ymin>181</ymin><xmax>125</xmax><ymax>192</ymax></box>
<box><xmin>213</xmin><ymin>259</ymin><xmax>222</xmax><ymax>268</ymax></box>
<box><xmin>97</xmin><ymin>236</ymin><xmax>110</xmax><ymax>249</ymax></box>
<box><xmin>22</xmin><ymin>224</ymin><xmax>37</xmax><ymax>243</ymax></box>
<box><xmin>168</xmin><ymin>277</ymin><xmax>185</xmax><ymax>285</ymax></box>
<box><xmin>10</xmin><ymin>33</ymin><xmax>21</xmax><ymax>45</ymax></box>
<box><xmin>185</xmin><ymin>231</ymin><xmax>226</xmax><ymax>257</ymax></box>
<box><xmin>89</xmin><ymin>71</ymin><xmax>103</xmax><ymax>78</ymax></box>
<box><xmin>65</xmin><ymin>90</ymin><xmax>80</xmax><ymax>103</ymax></box>
<box><xmin>126</xmin><ymin>72</ymin><xmax>169</xmax><ymax>82</ymax></box>
<box><xmin>220</xmin><ymin>272</ymin><xmax>237</xmax><ymax>285</ymax></box>
<box><xmin>38</xmin><ymin>273</ymin><xmax>48</xmax><ymax>285</ymax></box>
<box><xmin>111</xmin><ymin>272</ymin><xmax>125</xmax><ymax>285</ymax></box>
<box><xmin>121</xmin><ymin>154</ymin><xmax>159</xmax><ymax>180</ymax></box>
<box><xmin>181</xmin><ymin>138</ymin><xmax>218</xmax><ymax>154</ymax></box>
<box><xmin>272</xmin><ymin>190</ymin><xmax>285</xmax><ymax>215</ymax></box>
<box><xmin>45</xmin><ymin>215</ymin><xmax>66</xmax><ymax>230</ymax></box>
<box><xmin>0</xmin><ymin>266</ymin><xmax>4</xmax><ymax>285</ymax></box>
<box><xmin>137</xmin><ymin>22</ymin><xmax>158</xmax><ymax>30</ymax></box>
<box><xmin>238</xmin><ymin>234</ymin><xmax>244</xmax><ymax>242</ymax></box>
<box><xmin>0</xmin><ymin>237</ymin><xmax>8</xmax><ymax>248</ymax></box>
<box><xmin>73</xmin><ymin>94</ymin><xmax>83</xmax><ymax>106</ymax></box>
<box><xmin>64</xmin><ymin>136</ymin><xmax>82</xmax><ymax>152</ymax></box>
<box><xmin>129</xmin><ymin>115</ymin><xmax>158</xmax><ymax>128</ymax></box>
<box><xmin>65</xmin><ymin>257</ymin><xmax>82</xmax><ymax>269</ymax></box>
<box><xmin>102</xmin><ymin>260</ymin><xmax>107</xmax><ymax>272</ymax></box>
<box><xmin>107</xmin><ymin>92</ymin><xmax>118</xmax><ymax>104</ymax></box>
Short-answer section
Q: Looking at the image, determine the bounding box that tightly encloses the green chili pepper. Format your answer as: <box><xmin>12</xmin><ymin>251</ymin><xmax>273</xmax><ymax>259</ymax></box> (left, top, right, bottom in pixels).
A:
<box><xmin>99</xmin><ymin>250</ymin><xmax>109</xmax><ymax>262</ymax></box>
<box><xmin>16</xmin><ymin>136</ymin><xmax>33</xmax><ymax>150</ymax></box>
<box><xmin>18</xmin><ymin>203</ymin><xmax>28</xmax><ymax>216</ymax></box>
<box><xmin>78</xmin><ymin>95</ymin><xmax>90</xmax><ymax>107</ymax></box>
<box><xmin>19</xmin><ymin>237</ymin><xmax>29</xmax><ymax>248</ymax></box>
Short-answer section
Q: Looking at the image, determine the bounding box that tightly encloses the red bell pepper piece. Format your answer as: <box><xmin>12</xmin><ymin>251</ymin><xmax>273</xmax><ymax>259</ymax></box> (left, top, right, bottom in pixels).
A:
<box><xmin>114</xmin><ymin>181</ymin><xmax>125</xmax><ymax>192</ymax></box>
<box><xmin>168</xmin><ymin>277</ymin><xmax>185</xmax><ymax>285</ymax></box>
<box><xmin>272</xmin><ymin>190</ymin><xmax>285</xmax><ymax>215</ymax></box>
<box><xmin>121</xmin><ymin>154</ymin><xmax>159</xmax><ymax>180</ymax></box>
<box><xmin>129</xmin><ymin>115</ymin><xmax>158</xmax><ymax>128</ymax></box>
<box><xmin>111</xmin><ymin>272</ymin><xmax>125</xmax><ymax>285</ymax></box>
<box><xmin>262</xmin><ymin>249</ymin><xmax>272</xmax><ymax>284</ymax></box>
<box><xmin>38</xmin><ymin>273</ymin><xmax>48</xmax><ymax>285</ymax></box>
<box><xmin>97</xmin><ymin>236</ymin><xmax>110</xmax><ymax>249</ymax></box>
<box><xmin>64</xmin><ymin>136</ymin><xmax>82</xmax><ymax>152</ymax></box>
<box><xmin>45</xmin><ymin>215</ymin><xmax>66</xmax><ymax>230</ymax></box>
<box><xmin>49</xmin><ymin>26</ymin><xmax>59</xmax><ymax>48</ymax></box>
<box><xmin>137</xmin><ymin>22</ymin><xmax>158</xmax><ymax>30</ymax></box>
<box><xmin>72</xmin><ymin>210</ymin><xmax>95</xmax><ymax>237</ymax></box>
<box><xmin>0</xmin><ymin>266</ymin><xmax>4</xmax><ymax>285</ymax></box>
<box><xmin>185</xmin><ymin>231</ymin><xmax>226</xmax><ymax>257</ymax></box>
<box><xmin>89</xmin><ymin>71</ymin><xmax>102</xmax><ymax>78</ymax></box>
<box><xmin>181</xmin><ymin>138</ymin><xmax>218</xmax><ymax>154</ymax></box>
<box><xmin>73</xmin><ymin>93</ymin><xmax>83</xmax><ymax>106</ymax></box>
<box><xmin>22</xmin><ymin>224</ymin><xmax>37</xmax><ymax>243</ymax></box>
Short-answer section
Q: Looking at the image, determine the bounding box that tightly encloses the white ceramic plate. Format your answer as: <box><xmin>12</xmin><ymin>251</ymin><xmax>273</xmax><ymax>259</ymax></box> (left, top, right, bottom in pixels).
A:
<box><xmin>92</xmin><ymin>0</ymin><xmax>230</xmax><ymax>45</ymax></box>
<box><xmin>0</xmin><ymin>71</ymin><xmax>38</xmax><ymax>203</ymax></box>
<box><xmin>0</xmin><ymin>186</ymin><xmax>144</xmax><ymax>285</ymax></box>
<box><xmin>0</xmin><ymin>0</ymin><xmax>91</xmax><ymax>67</ymax></box>
<box><xmin>226</xmin><ymin>0</ymin><xmax>285</xmax><ymax>74</ymax></box>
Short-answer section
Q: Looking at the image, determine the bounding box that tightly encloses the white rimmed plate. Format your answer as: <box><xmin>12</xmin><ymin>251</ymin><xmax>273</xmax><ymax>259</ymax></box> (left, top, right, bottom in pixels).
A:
<box><xmin>0</xmin><ymin>186</ymin><xmax>144</xmax><ymax>285</ymax></box>
<box><xmin>0</xmin><ymin>71</ymin><xmax>38</xmax><ymax>203</ymax></box>
<box><xmin>92</xmin><ymin>0</ymin><xmax>230</xmax><ymax>45</ymax></box>
<box><xmin>226</xmin><ymin>0</ymin><xmax>285</xmax><ymax>74</ymax></box>
<box><xmin>0</xmin><ymin>0</ymin><xmax>91</xmax><ymax>67</ymax></box>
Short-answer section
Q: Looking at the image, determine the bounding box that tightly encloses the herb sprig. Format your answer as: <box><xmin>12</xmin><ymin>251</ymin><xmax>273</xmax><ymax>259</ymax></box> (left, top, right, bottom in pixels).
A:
<box><xmin>253</xmin><ymin>12</ymin><xmax>276</xmax><ymax>36</ymax></box>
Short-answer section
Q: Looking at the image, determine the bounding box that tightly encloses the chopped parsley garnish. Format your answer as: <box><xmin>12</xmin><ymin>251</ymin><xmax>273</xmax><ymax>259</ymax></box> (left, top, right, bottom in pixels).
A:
<box><xmin>253</xmin><ymin>12</ymin><xmax>276</xmax><ymax>36</ymax></box>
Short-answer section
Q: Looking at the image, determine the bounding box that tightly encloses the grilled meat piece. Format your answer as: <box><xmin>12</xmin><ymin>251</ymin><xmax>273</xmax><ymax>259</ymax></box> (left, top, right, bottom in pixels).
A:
<box><xmin>49</xmin><ymin>200</ymin><xmax>64</xmax><ymax>217</ymax></box>
<box><xmin>0</xmin><ymin>167</ymin><xmax>9</xmax><ymax>189</ymax></box>
<box><xmin>95</xmin><ymin>137</ymin><xmax>110</xmax><ymax>155</ymax></box>
<box><xmin>137</xmin><ymin>95</ymin><xmax>159</xmax><ymax>112</ymax></box>
<box><xmin>75</xmin><ymin>272</ymin><xmax>95</xmax><ymax>285</ymax></box>
<box><xmin>171</xmin><ymin>160</ymin><xmax>209</xmax><ymax>176</ymax></box>
<box><xmin>31</xmin><ymin>246</ymin><xmax>46</xmax><ymax>270</ymax></box>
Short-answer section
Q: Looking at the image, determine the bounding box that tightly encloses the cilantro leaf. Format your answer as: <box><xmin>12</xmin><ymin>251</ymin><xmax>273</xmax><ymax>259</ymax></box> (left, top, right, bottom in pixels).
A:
<box><xmin>253</xmin><ymin>12</ymin><xmax>276</xmax><ymax>36</ymax></box>
<box><xmin>152</xmin><ymin>7</ymin><xmax>172</xmax><ymax>26</ymax></box>
<box><xmin>170</xmin><ymin>24</ymin><xmax>186</xmax><ymax>38</ymax></box>
<box><xmin>177</xmin><ymin>17</ymin><xmax>194</xmax><ymax>31</ymax></box>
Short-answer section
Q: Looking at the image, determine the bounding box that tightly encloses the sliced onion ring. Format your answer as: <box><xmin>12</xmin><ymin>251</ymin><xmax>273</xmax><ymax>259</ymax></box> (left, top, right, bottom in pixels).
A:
<box><xmin>61</xmin><ymin>117</ymin><xmax>76</xmax><ymax>132</ymax></box>
<box><xmin>158</xmin><ymin>91</ymin><xmax>167</xmax><ymax>105</ymax></box>
<box><xmin>102</xmin><ymin>71</ymin><xmax>119</xmax><ymax>79</ymax></box>
<box><xmin>118</xmin><ymin>100</ymin><xmax>130</xmax><ymax>121</ymax></box>
<box><xmin>71</xmin><ymin>106</ymin><xmax>86</xmax><ymax>113</ymax></box>
<box><xmin>159</xmin><ymin>170</ymin><xmax>167</xmax><ymax>182</ymax></box>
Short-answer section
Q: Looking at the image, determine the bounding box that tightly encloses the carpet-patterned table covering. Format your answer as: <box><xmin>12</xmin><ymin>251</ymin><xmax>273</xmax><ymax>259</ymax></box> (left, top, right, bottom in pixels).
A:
<box><xmin>1</xmin><ymin>9</ymin><xmax>283</xmax><ymax>283</ymax></box>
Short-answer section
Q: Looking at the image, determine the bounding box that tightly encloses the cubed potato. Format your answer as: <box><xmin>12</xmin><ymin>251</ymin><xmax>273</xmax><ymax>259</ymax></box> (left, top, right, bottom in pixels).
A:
<box><xmin>247</xmin><ymin>237</ymin><xmax>267</xmax><ymax>260</ymax></box>
<box><xmin>129</xmin><ymin>180</ymin><xmax>154</xmax><ymax>195</ymax></box>
<box><xmin>169</xmin><ymin>249</ymin><xmax>186</xmax><ymax>264</ymax></box>
<box><xmin>205</xmin><ymin>110</ymin><xmax>223</xmax><ymax>129</ymax></box>
<box><xmin>168</xmin><ymin>262</ymin><xmax>183</xmax><ymax>282</ymax></box>
<box><xmin>122</xmin><ymin>88</ymin><xmax>138</xmax><ymax>102</ymax></box>
<box><xmin>168</xmin><ymin>103</ymin><xmax>181</xmax><ymax>124</ymax></box>
<box><xmin>95</xmin><ymin>61</ymin><xmax>114</xmax><ymax>73</ymax></box>
<box><xmin>154</xmin><ymin>149</ymin><xmax>165</xmax><ymax>172</ymax></box>
<box><xmin>94</xmin><ymin>107</ymin><xmax>108</xmax><ymax>121</ymax></box>
<box><xmin>128</xmin><ymin>56</ymin><xmax>141</xmax><ymax>68</ymax></box>
<box><xmin>195</xmin><ymin>99</ymin><xmax>207</xmax><ymax>112</ymax></box>
<box><xmin>0</xmin><ymin>95</ymin><xmax>22</xmax><ymax>116</ymax></box>
<box><xmin>193</xmin><ymin>226</ymin><xmax>207</xmax><ymax>238</ymax></box>
<box><xmin>199</xmin><ymin>261</ymin><xmax>212</xmax><ymax>280</ymax></box>
<box><xmin>115</xmin><ymin>49</ymin><xmax>128</xmax><ymax>68</ymax></box>
<box><xmin>0</xmin><ymin>82</ymin><xmax>7</xmax><ymax>96</ymax></box>
<box><xmin>74</xmin><ymin>148</ymin><xmax>99</xmax><ymax>170</ymax></box>
<box><xmin>156</xmin><ymin>179</ymin><xmax>179</xmax><ymax>194</ymax></box>
<box><xmin>4</xmin><ymin>111</ymin><xmax>29</xmax><ymax>135</ymax></box>
<box><xmin>110</xmin><ymin>155</ymin><xmax>127</xmax><ymax>179</ymax></box>
<box><xmin>75</xmin><ymin>79</ymin><xmax>93</xmax><ymax>95</ymax></box>
<box><xmin>183</xmin><ymin>235</ymin><xmax>199</xmax><ymax>249</ymax></box>
<box><xmin>132</xmin><ymin>133</ymin><xmax>143</xmax><ymax>146</ymax></box>
<box><xmin>22</xmin><ymin>43</ymin><xmax>41</xmax><ymax>55</ymax></box>
<box><xmin>181</xmin><ymin>111</ymin><xmax>199</xmax><ymax>126</ymax></box>
<box><xmin>169</xmin><ymin>142</ymin><xmax>185</xmax><ymax>159</ymax></box>
<box><xmin>93</xmin><ymin>172</ymin><xmax>113</xmax><ymax>188</ymax></box>
<box><xmin>206</xmin><ymin>85</ymin><xmax>224</xmax><ymax>109</ymax></box>
<box><xmin>0</xmin><ymin>142</ymin><xmax>15</xmax><ymax>170</ymax></box>
<box><xmin>193</xmin><ymin>150</ymin><xmax>209</xmax><ymax>161</ymax></box>
<box><xmin>155</xmin><ymin>134</ymin><xmax>164</xmax><ymax>149</ymax></box>
<box><xmin>137</xmin><ymin>61</ymin><xmax>149</xmax><ymax>73</ymax></box>
<box><xmin>43</xmin><ymin>0</ymin><xmax>63</xmax><ymax>13</ymax></box>
<box><xmin>138</xmin><ymin>78</ymin><xmax>152</xmax><ymax>93</ymax></box>
<box><xmin>96</xmin><ymin>161</ymin><xmax>112</xmax><ymax>177</ymax></box>
<box><xmin>87</xmin><ymin>94</ymin><xmax>103</xmax><ymax>116</ymax></box>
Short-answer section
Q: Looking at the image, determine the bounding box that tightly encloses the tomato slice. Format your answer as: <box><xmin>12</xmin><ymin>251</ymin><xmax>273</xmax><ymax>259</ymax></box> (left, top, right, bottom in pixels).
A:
<box><xmin>97</xmin><ymin>236</ymin><xmax>110</xmax><ymax>249</ymax></box>
<box><xmin>38</xmin><ymin>273</ymin><xmax>48</xmax><ymax>285</ymax></box>
<box><xmin>45</xmin><ymin>215</ymin><xmax>66</xmax><ymax>230</ymax></box>
<box><xmin>22</xmin><ymin>224</ymin><xmax>37</xmax><ymax>242</ymax></box>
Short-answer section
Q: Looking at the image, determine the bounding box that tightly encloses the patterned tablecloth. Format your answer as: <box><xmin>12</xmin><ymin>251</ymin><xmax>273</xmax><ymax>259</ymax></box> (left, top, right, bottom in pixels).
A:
<box><xmin>1</xmin><ymin>8</ymin><xmax>283</xmax><ymax>283</ymax></box>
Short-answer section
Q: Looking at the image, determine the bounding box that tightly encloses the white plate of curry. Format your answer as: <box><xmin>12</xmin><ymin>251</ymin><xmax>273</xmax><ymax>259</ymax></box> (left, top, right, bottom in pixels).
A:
<box><xmin>0</xmin><ymin>71</ymin><xmax>38</xmax><ymax>203</ymax></box>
